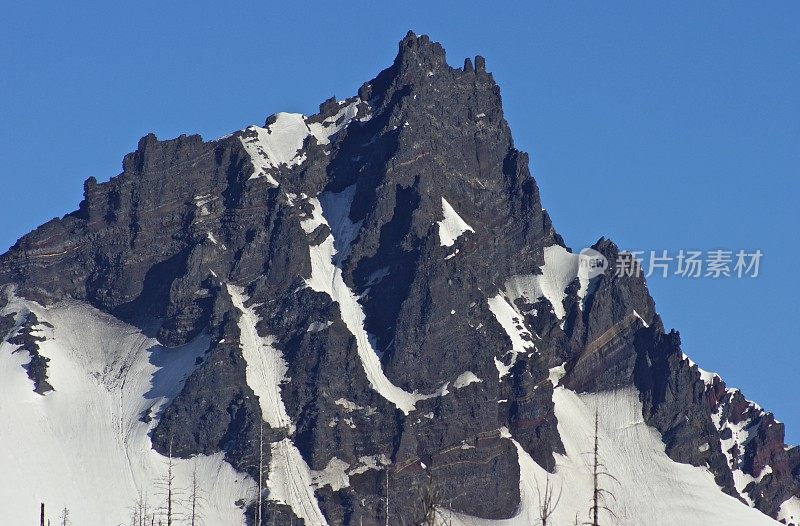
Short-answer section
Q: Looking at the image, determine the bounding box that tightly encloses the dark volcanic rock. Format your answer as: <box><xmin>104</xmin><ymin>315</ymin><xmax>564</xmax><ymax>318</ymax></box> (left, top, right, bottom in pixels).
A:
<box><xmin>6</xmin><ymin>311</ymin><xmax>54</xmax><ymax>394</ymax></box>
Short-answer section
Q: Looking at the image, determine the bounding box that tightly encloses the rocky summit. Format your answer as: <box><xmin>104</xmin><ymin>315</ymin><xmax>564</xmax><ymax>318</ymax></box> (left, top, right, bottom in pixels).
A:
<box><xmin>0</xmin><ymin>32</ymin><xmax>798</xmax><ymax>526</ymax></box>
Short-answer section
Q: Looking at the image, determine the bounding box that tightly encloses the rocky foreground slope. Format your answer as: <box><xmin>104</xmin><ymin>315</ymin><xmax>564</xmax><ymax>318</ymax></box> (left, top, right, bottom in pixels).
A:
<box><xmin>0</xmin><ymin>32</ymin><xmax>798</xmax><ymax>525</ymax></box>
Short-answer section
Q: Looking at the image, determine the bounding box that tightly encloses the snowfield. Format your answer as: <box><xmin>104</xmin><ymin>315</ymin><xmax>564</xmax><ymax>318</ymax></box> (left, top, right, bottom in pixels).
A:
<box><xmin>449</xmin><ymin>387</ymin><xmax>780</xmax><ymax>526</ymax></box>
<box><xmin>0</xmin><ymin>293</ymin><xmax>253</xmax><ymax>525</ymax></box>
<box><xmin>239</xmin><ymin>101</ymin><xmax>365</xmax><ymax>186</ymax></box>
<box><xmin>0</xmin><ymin>291</ymin><xmax>784</xmax><ymax>525</ymax></box>
<box><xmin>0</xmin><ymin>238</ymin><xmax>786</xmax><ymax>526</ymax></box>
<box><xmin>504</xmin><ymin>244</ymin><xmax>604</xmax><ymax>319</ymax></box>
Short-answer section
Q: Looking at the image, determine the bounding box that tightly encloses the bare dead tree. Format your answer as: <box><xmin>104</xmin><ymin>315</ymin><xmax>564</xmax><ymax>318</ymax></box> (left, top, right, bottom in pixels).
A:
<box><xmin>129</xmin><ymin>490</ymin><xmax>160</xmax><ymax>526</ymax></box>
<box><xmin>257</xmin><ymin>421</ymin><xmax>265</xmax><ymax>526</ymax></box>
<box><xmin>153</xmin><ymin>437</ymin><xmax>183</xmax><ymax>526</ymax></box>
<box><xmin>536</xmin><ymin>475</ymin><xmax>562</xmax><ymax>526</ymax></box>
<box><xmin>144</xmin><ymin>493</ymin><xmax>152</xmax><ymax>526</ymax></box>
<box><xmin>583</xmin><ymin>409</ymin><xmax>618</xmax><ymax>526</ymax></box>
<box><xmin>167</xmin><ymin>438</ymin><xmax>175</xmax><ymax>526</ymax></box>
<box><xmin>416</xmin><ymin>475</ymin><xmax>452</xmax><ymax>526</ymax></box>
<box><xmin>237</xmin><ymin>422</ymin><xmax>268</xmax><ymax>526</ymax></box>
<box><xmin>419</xmin><ymin>482</ymin><xmax>438</xmax><ymax>526</ymax></box>
<box><xmin>130</xmin><ymin>505</ymin><xmax>139</xmax><ymax>526</ymax></box>
<box><xmin>269</xmin><ymin>501</ymin><xmax>280</xmax><ymax>526</ymax></box>
<box><xmin>188</xmin><ymin>460</ymin><xmax>205</xmax><ymax>526</ymax></box>
<box><xmin>59</xmin><ymin>507</ymin><xmax>71</xmax><ymax>526</ymax></box>
<box><xmin>132</xmin><ymin>491</ymin><xmax>151</xmax><ymax>526</ymax></box>
<box><xmin>385</xmin><ymin>468</ymin><xmax>390</xmax><ymax>526</ymax></box>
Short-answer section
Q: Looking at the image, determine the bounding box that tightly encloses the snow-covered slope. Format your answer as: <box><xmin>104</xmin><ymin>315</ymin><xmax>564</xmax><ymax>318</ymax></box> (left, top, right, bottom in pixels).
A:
<box><xmin>0</xmin><ymin>293</ymin><xmax>253</xmax><ymax>525</ymax></box>
<box><xmin>503</xmin><ymin>245</ymin><xmax>604</xmax><ymax>319</ymax></box>
<box><xmin>239</xmin><ymin>100</ymin><xmax>366</xmax><ymax>186</ymax></box>
<box><xmin>451</xmin><ymin>388</ymin><xmax>780</xmax><ymax>526</ymax></box>
<box><xmin>0</xmin><ymin>285</ymin><xmax>785</xmax><ymax>526</ymax></box>
<box><xmin>229</xmin><ymin>285</ymin><xmax>294</xmax><ymax>432</ymax></box>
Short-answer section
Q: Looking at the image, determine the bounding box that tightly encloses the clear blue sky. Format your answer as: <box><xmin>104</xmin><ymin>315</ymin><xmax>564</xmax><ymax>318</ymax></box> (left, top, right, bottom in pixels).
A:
<box><xmin>2</xmin><ymin>2</ymin><xmax>797</xmax><ymax>441</ymax></box>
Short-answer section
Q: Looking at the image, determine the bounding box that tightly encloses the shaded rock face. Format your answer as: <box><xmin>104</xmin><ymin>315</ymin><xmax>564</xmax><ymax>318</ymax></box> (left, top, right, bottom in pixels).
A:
<box><xmin>0</xmin><ymin>31</ymin><xmax>797</xmax><ymax>524</ymax></box>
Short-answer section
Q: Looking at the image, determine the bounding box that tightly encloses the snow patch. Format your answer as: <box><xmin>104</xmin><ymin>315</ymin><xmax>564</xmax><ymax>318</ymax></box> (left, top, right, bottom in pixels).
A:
<box><xmin>504</xmin><ymin>245</ymin><xmax>604</xmax><ymax>319</ymax></box>
<box><xmin>347</xmin><ymin>454</ymin><xmax>390</xmax><ymax>476</ymax></box>
<box><xmin>194</xmin><ymin>194</ymin><xmax>215</xmax><ymax>216</ymax></box>
<box><xmin>682</xmin><ymin>352</ymin><xmax>719</xmax><ymax>385</ymax></box>
<box><xmin>228</xmin><ymin>286</ymin><xmax>330</xmax><ymax>522</ymax></box>
<box><xmin>239</xmin><ymin>102</ymin><xmax>366</xmax><ymax>186</ymax></box>
<box><xmin>437</xmin><ymin>197</ymin><xmax>474</xmax><ymax>247</ymax></box>
<box><xmin>453</xmin><ymin>371</ymin><xmax>482</xmax><ymax>389</ymax></box>
<box><xmin>335</xmin><ymin>398</ymin><xmax>363</xmax><ymax>412</ymax></box>
<box><xmin>632</xmin><ymin>309</ymin><xmax>649</xmax><ymax>328</ymax></box>
<box><xmin>488</xmin><ymin>294</ymin><xmax>536</xmax><ymax>378</ymax></box>
<box><xmin>266</xmin><ymin>439</ymin><xmax>329</xmax><ymax>525</ymax></box>
<box><xmin>0</xmin><ymin>295</ymin><xmax>252</xmax><ymax>525</ymax></box>
<box><xmin>778</xmin><ymin>496</ymin><xmax>800</xmax><ymax>525</ymax></box>
<box><xmin>240</xmin><ymin>113</ymin><xmax>310</xmax><ymax>185</ymax></box>
<box><xmin>548</xmin><ymin>363</ymin><xmax>566</xmax><ymax>386</ymax></box>
<box><xmin>318</xmin><ymin>185</ymin><xmax>363</xmax><ymax>265</ymax></box>
<box><xmin>711</xmin><ymin>393</ymin><xmax>763</xmax><ymax>505</ymax></box>
<box><xmin>310</xmin><ymin>457</ymin><xmax>351</xmax><ymax>492</ymax></box>
<box><xmin>229</xmin><ymin>286</ymin><xmax>293</xmax><ymax>432</ymax></box>
<box><xmin>363</xmin><ymin>266</ymin><xmax>391</xmax><ymax>288</ymax></box>
<box><xmin>307</xmin><ymin>320</ymin><xmax>333</xmax><ymax>333</ymax></box>
<box><xmin>307</xmin><ymin>100</ymin><xmax>361</xmax><ymax>145</ymax></box>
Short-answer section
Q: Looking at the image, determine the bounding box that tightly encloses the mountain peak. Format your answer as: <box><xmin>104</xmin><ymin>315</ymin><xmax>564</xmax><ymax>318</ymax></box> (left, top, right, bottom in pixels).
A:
<box><xmin>393</xmin><ymin>30</ymin><xmax>447</xmax><ymax>73</ymax></box>
<box><xmin>0</xmin><ymin>32</ymin><xmax>797</xmax><ymax>526</ymax></box>
<box><xmin>393</xmin><ymin>31</ymin><xmax>489</xmax><ymax>76</ymax></box>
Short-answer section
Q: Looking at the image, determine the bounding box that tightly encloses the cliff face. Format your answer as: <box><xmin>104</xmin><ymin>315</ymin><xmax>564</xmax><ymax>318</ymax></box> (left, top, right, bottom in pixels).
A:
<box><xmin>1</xmin><ymin>32</ymin><xmax>797</xmax><ymax>525</ymax></box>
